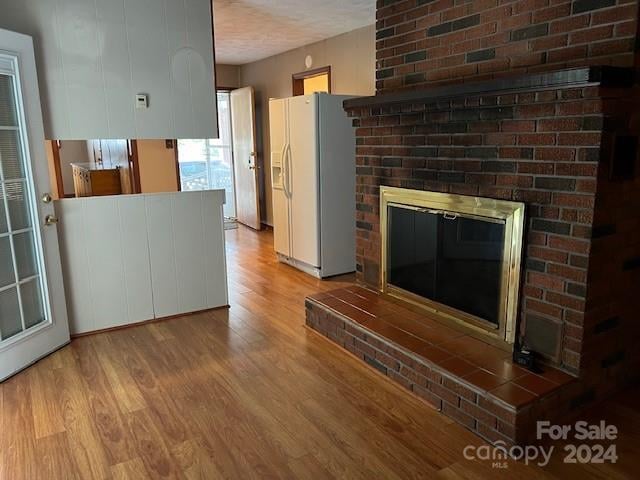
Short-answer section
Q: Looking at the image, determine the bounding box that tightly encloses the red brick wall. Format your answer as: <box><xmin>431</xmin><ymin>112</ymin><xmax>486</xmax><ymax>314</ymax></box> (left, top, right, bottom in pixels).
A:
<box><xmin>579</xmin><ymin>86</ymin><xmax>640</xmax><ymax>386</ymax></box>
<box><xmin>346</xmin><ymin>85</ymin><xmax>606</xmax><ymax>374</ymax></box>
<box><xmin>376</xmin><ymin>0</ymin><xmax>639</xmax><ymax>92</ymax></box>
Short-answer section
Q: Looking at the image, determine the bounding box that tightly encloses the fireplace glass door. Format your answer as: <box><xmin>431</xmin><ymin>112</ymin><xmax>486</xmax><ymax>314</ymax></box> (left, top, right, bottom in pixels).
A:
<box><xmin>387</xmin><ymin>205</ymin><xmax>506</xmax><ymax>327</ymax></box>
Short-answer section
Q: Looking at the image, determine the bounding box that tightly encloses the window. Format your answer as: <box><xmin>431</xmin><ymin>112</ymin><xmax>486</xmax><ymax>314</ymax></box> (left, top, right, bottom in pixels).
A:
<box><xmin>177</xmin><ymin>92</ymin><xmax>236</xmax><ymax>218</ymax></box>
<box><xmin>0</xmin><ymin>64</ymin><xmax>47</xmax><ymax>340</ymax></box>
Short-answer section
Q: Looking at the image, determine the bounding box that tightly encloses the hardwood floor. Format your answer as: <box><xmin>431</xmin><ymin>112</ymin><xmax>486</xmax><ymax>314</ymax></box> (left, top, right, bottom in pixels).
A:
<box><xmin>1</xmin><ymin>226</ymin><xmax>637</xmax><ymax>479</ymax></box>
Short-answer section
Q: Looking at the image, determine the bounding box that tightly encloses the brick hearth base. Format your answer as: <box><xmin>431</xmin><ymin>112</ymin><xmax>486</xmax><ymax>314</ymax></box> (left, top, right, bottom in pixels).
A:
<box><xmin>305</xmin><ymin>285</ymin><xmax>579</xmax><ymax>445</ymax></box>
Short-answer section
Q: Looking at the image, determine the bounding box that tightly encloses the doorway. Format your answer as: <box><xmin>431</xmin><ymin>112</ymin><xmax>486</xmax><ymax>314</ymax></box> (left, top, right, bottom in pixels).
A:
<box><xmin>177</xmin><ymin>91</ymin><xmax>236</xmax><ymax>219</ymax></box>
<box><xmin>176</xmin><ymin>87</ymin><xmax>261</xmax><ymax>230</ymax></box>
<box><xmin>292</xmin><ymin>66</ymin><xmax>331</xmax><ymax>96</ymax></box>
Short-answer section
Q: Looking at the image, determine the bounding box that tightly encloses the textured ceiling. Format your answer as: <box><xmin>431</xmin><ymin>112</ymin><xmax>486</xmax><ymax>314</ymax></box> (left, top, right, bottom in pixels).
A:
<box><xmin>213</xmin><ymin>0</ymin><xmax>376</xmax><ymax>65</ymax></box>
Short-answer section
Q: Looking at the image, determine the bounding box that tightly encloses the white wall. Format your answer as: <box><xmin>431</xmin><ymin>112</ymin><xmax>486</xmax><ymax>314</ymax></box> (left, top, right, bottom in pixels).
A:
<box><xmin>239</xmin><ymin>25</ymin><xmax>375</xmax><ymax>225</ymax></box>
<box><xmin>56</xmin><ymin>190</ymin><xmax>228</xmax><ymax>334</ymax></box>
<box><xmin>0</xmin><ymin>0</ymin><xmax>218</xmax><ymax>140</ymax></box>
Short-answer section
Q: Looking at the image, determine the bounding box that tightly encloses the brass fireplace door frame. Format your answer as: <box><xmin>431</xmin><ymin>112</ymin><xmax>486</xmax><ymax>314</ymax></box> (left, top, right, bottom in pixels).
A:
<box><xmin>380</xmin><ymin>186</ymin><xmax>526</xmax><ymax>349</ymax></box>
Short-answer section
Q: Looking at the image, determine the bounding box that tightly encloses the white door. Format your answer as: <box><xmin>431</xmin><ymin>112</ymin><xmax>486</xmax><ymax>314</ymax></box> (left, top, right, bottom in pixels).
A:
<box><xmin>231</xmin><ymin>87</ymin><xmax>261</xmax><ymax>230</ymax></box>
<box><xmin>269</xmin><ymin>97</ymin><xmax>291</xmax><ymax>257</ymax></box>
<box><xmin>0</xmin><ymin>29</ymin><xmax>70</xmax><ymax>382</ymax></box>
<box><xmin>288</xmin><ymin>95</ymin><xmax>320</xmax><ymax>267</ymax></box>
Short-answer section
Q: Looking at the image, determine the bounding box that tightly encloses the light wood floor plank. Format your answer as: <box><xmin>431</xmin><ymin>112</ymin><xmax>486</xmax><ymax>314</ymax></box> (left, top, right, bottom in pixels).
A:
<box><xmin>92</xmin><ymin>333</ymin><xmax>147</xmax><ymax>414</ymax></box>
<box><xmin>28</xmin><ymin>365</ymin><xmax>66</xmax><ymax>439</ymax></box>
<box><xmin>36</xmin><ymin>432</ymin><xmax>81</xmax><ymax>480</ymax></box>
<box><xmin>53</xmin><ymin>362</ymin><xmax>112</xmax><ymax>479</ymax></box>
<box><xmin>124</xmin><ymin>408</ymin><xmax>184</xmax><ymax>479</ymax></box>
<box><xmin>288</xmin><ymin>453</ymin><xmax>335</xmax><ymax>480</ymax></box>
<box><xmin>111</xmin><ymin>458</ymin><xmax>149</xmax><ymax>480</ymax></box>
<box><xmin>73</xmin><ymin>338</ymin><xmax>137</xmax><ymax>466</ymax></box>
<box><xmin>1</xmin><ymin>374</ymin><xmax>37</xmax><ymax>480</ymax></box>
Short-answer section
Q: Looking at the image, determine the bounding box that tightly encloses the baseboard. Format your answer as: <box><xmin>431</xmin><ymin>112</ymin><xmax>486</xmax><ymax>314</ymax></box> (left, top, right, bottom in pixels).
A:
<box><xmin>70</xmin><ymin>305</ymin><xmax>230</xmax><ymax>338</ymax></box>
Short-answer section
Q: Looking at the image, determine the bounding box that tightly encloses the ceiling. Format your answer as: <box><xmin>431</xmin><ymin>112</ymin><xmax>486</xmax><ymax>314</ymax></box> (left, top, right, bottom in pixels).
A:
<box><xmin>213</xmin><ymin>0</ymin><xmax>376</xmax><ymax>65</ymax></box>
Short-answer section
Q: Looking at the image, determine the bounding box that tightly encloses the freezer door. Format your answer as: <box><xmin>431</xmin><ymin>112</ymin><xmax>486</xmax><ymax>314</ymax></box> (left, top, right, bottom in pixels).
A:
<box><xmin>269</xmin><ymin>97</ymin><xmax>291</xmax><ymax>257</ymax></box>
<box><xmin>288</xmin><ymin>95</ymin><xmax>320</xmax><ymax>267</ymax></box>
<box><xmin>317</xmin><ymin>94</ymin><xmax>357</xmax><ymax>277</ymax></box>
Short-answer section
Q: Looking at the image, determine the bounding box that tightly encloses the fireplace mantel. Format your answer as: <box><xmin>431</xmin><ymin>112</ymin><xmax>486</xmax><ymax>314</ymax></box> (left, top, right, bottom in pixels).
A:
<box><xmin>344</xmin><ymin>66</ymin><xmax>635</xmax><ymax>110</ymax></box>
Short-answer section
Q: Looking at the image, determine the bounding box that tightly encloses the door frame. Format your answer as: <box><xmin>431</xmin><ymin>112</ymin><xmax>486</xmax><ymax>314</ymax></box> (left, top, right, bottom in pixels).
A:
<box><xmin>127</xmin><ymin>139</ymin><xmax>142</xmax><ymax>194</ymax></box>
<box><xmin>171</xmin><ymin>139</ymin><xmax>182</xmax><ymax>192</ymax></box>
<box><xmin>50</xmin><ymin>140</ymin><xmax>66</xmax><ymax>198</ymax></box>
<box><xmin>50</xmin><ymin>140</ymin><xmax>76</xmax><ymax>198</ymax></box>
<box><xmin>292</xmin><ymin>66</ymin><xmax>331</xmax><ymax>96</ymax></box>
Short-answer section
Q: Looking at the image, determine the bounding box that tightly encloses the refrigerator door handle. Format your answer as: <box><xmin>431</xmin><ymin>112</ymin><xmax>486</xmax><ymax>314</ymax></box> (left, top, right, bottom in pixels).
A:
<box><xmin>281</xmin><ymin>144</ymin><xmax>287</xmax><ymax>167</ymax></box>
<box><xmin>288</xmin><ymin>143</ymin><xmax>293</xmax><ymax>197</ymax></box>
<box><xmin>282</xmin><ymin>143</ymin><xmax>288</xmax><ymax>197</ymax></box>
<box><xmin>284</xmin><ymin>143</ymin><xmax>292</xmax><ymax>198</ymax></box>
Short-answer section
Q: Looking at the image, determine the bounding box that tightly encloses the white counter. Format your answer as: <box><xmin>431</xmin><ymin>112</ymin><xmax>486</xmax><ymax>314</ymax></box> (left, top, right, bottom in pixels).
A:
<box><xmin>55</xmin><ymin>190</ymin><xmax>228</xmax><ymax>335</ymax></box>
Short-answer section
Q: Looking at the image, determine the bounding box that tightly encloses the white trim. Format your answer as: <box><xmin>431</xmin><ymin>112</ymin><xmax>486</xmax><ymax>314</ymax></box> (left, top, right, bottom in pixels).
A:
<box><xmin>0</xmin><ymin>315</ymin><xmax>52</xmax><ymax>352</ymax></box>
<box><xmin>0</xmin><ymin>54</ymin><xmax>16</xmax><ymax>75</ymax></box>
<box><xmin>0</xmin><ymin>274</ymin><xmax>39</xmax><ymax>293</ymax></box>
<box><xmin>276</xmin><ymin>253</ymin><xmax>322</xmax><ymax>279</ymax></box>
<box><xmin>0</xmin><ymin>227</ymin><xmax>35</xmax><ymax>238</ymax></box>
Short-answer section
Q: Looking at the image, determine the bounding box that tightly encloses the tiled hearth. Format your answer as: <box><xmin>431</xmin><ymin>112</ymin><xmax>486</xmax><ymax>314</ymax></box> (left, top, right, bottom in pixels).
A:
<box><xmin>306</xmin><ymin>286</ymin><xmax>574</xmax><ymax>445</ymax></box>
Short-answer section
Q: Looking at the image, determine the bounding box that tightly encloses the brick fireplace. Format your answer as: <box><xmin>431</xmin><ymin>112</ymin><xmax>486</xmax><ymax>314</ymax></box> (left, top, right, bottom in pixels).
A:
<box><xmin>305</xmin><ymin>0</ymin><xmax>640</xmax><ymax>445</ymax></box>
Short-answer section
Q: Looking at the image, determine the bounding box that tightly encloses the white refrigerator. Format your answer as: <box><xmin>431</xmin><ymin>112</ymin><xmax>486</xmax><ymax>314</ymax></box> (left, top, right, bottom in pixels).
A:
<box><xmin>269</xmin><ymin>93</ymin><xmax>356</xmax><ymax>278</ymax></box>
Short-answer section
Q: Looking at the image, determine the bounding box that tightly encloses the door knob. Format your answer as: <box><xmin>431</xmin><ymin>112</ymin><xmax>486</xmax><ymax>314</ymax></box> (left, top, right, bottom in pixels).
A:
<box><xmin>44</xmin><ymin>215</ymin><xmax>59</xmax><ymax>226</ymax></box>
<box><xmin>42</xmin><ymin>193</ymin><xmax>52</xmax><ymax>203</ymax></box>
